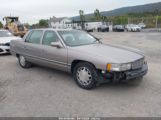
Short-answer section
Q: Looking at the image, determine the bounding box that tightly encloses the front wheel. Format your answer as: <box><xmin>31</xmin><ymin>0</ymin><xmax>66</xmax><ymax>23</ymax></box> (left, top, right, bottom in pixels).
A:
<box><xmin>73</xmin><ymin>62</ymin><xmax>98</xmax><ymax>90</ymax></box>
<box><xmin>18</xmin><ymin>55</ymin><xmax>32</xmax><ymax>68</ymax></box>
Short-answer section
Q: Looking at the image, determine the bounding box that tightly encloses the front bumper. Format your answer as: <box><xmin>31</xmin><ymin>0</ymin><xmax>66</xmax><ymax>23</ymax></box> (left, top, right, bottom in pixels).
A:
<box><xmin>0</xmin><ymin>46</ymin><xmax>10</xmax><ymax>54</ymax></box>
<box><xmin>116</xmin><ymin>29</ymin><xmax>124</xmax><ymax>32</ymax></box>
<box><xmin>124</xmin><ymin>64</ymin><xmax>148</xmax><ymax>80</ymax></box>
<box><xmin>99</xmin><ymin>63</ymin><xmax>148</xmax><ymax>83</ymax></box>
<box><xmin>101</xmin><ymin>28</ymin><xmax>109</xmax><ymax>32</ymax></box>
<box><xmin>133</xmin><ymin>28</ymin><xmax>141</xmax><ymax>32</ymax></box>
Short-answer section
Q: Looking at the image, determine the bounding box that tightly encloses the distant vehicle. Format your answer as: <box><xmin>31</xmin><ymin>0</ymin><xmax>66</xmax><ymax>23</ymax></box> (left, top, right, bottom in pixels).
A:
<box><xmin>97</xmin><ymin>24</ymin><xmax>109</xmax><ymax>32</ymax></box>
<box><xmin>3</xmin><ymin>16</ymin><xmax>28</xmax><ymax>37</ymax></box>
<box><xmin>73</xmin><ymin>26</ymin><xmax>82</xmax><ymax>30</ymax></box>
<box><xmin>113</xmin><ymin>25</ymin><xmax>124</xmax><ymax>32</ymax></box>
<box><xmin>85</xmin><ymin>24</ymin><xmax>93</xmax><ymax>32</ymax></box>
<box><xmin>0</xmin><ymin>30</ymin><xmax>20</xmax><ymax>54</ymax></box>
<box><xmin>126</xmin><ymin>24</ymin><xmax>141</xmax><ymax>32</ymax></box>
<box><xmin>138</xmin><ymin>23</ymin><xmax>146</xmax><ymax>29</ymax></box>
<box><xmin>10</xmin><ymin>29</ymin><xmax>148</xmax><ymax>89</ymax></box>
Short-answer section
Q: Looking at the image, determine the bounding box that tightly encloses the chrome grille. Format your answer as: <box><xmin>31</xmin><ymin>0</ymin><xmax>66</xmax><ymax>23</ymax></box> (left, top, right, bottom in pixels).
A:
<box><xmin>132</xmin><ymin>58</ymin><xmax>144</xmax><ymax>70</ymax></box>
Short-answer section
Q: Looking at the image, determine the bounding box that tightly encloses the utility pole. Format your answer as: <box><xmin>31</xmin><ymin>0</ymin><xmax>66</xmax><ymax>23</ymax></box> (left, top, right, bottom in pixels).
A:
<box><xmin>156</xmin><ymin>15</ymin><xmax>158</xmax><ymax>29</ymax></box>
<box><xmin>128</xmin><ymin>18</ymin><xmax>129</xmax><ymax>24</ymax></box>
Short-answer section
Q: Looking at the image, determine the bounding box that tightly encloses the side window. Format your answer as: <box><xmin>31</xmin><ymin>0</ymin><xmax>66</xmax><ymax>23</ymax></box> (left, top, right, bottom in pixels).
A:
<box><xmin>25</xmin><ymin>31</ymin><xmax>32</xmax><ymax>42</ymax></box>
<box><xmin>27</xmin><ymin>30</ymin><xmax>43</xmax><ymax>44</ymax></box>
<box><xmin>42</xmin><ymin>31</ymin><xmax>60</xmax><ymax>46</ymax></box>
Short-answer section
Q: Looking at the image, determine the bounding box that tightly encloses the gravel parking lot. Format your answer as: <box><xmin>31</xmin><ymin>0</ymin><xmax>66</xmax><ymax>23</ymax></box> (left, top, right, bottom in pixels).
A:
<box><xmin>0</xmin><ymin>32</ymin><xmax>161</xmax><ymax>117</ymax></box>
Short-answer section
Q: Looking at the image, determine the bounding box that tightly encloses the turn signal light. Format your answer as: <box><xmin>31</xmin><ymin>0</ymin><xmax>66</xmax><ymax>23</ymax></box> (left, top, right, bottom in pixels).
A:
<box><xmin>107</xmin><ymin>64</ymin><xmax>111</xmax><ymax>71</ymax></box>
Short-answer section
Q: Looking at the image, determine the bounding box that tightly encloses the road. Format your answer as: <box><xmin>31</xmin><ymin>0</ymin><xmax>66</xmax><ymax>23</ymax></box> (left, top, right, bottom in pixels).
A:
<box><xmin>0</xmin><ymin>32</ymin><xmax>161</xmax><ymax>117</ymax></box>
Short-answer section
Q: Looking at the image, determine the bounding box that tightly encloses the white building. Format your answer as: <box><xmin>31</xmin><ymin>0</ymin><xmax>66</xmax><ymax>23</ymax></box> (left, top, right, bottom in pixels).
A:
<box><xmin>48</xmin><ymin>16</ymin><xmax>111</xmax><ymax>30</ymax></box>
<box><xmin>48</xmin><ymin>16</ymin><xmax>80</xmax><ymax>29</ymax></box>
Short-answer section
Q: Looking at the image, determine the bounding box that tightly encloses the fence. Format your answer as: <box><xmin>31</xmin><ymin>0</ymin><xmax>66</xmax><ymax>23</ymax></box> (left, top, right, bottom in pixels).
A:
<box><xmin>128</xmin><ymin>16</ymin><xmax>161</xmax><ymax>28</ymax></box>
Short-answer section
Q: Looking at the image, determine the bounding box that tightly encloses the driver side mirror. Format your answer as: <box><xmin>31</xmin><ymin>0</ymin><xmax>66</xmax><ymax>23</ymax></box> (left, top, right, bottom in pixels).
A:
<box><xmin>50</xmin><ymin>42</ymin><xmax>63</xmax><ymax>48</ymax></box>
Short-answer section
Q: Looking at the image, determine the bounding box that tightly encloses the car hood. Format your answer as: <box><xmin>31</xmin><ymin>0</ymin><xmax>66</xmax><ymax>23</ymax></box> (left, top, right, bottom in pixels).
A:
<box><xmin>0</xmin><ymin>36</ymin><xmax>20</xmax><ymax>44</ymax></box>
<box><xmin>70</xmin><ymin>43</ymin><xmax>144</xmax><ymax>63</ymax></box>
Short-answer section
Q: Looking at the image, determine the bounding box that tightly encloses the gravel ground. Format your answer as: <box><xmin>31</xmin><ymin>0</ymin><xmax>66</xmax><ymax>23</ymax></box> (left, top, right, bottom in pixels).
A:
<box><xmin>0</xmin><ymin>32</ymin><xmax>161</xmax><ymax>117</ymax></box>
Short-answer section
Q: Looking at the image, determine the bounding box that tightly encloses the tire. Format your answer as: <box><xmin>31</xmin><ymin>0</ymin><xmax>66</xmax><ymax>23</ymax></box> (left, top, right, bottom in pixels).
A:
<box><xmin>97</xmin><ymin>28</ymin><xmax>100</xmax><ymax>32</ymax></box>
<box><xmin>18</xmin><ymin>55</ymin><xmax>32</xmax><ymax>68</ymax></box>
<box><xmin>73</xmin><ymin>62</ymin><xmax>98</xmax><ymax>90</ymax></box>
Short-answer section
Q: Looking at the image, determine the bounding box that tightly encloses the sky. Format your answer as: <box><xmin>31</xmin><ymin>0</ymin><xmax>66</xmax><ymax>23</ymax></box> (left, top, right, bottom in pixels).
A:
<box><xmin>0</xmin><ymin>0</ymin><xmax>161</xmax><ymax>24</ymax></box>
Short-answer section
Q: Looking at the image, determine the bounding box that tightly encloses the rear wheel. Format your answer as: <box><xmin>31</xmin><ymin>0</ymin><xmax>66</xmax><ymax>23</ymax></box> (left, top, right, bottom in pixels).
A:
<box><xmin>18</xmin><ymin>55</ymin><xmax>32</xmax><ymax>68</ymax></box>
<box><xmin>73</xmin><ymin>62</ymin><xmax>98</xmax><ymax>90</ymax></box>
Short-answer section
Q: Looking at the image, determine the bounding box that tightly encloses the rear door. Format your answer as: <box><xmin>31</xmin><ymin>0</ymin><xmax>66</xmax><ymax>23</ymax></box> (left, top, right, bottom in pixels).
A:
<box><xmin>41</xmin><ymin>30</ymin><xmax>68</xmax><ymax>71</ymax></box>
<box><xmin>23</xmin><ymin>30</ymin><xmax>44</xmax><ymax>63</ymax></box>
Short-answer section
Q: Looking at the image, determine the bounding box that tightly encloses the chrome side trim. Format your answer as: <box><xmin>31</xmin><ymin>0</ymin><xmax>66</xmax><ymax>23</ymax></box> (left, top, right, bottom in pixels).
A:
<box><xmin>13</xmin><ymin>51</ymin><xmax>71</xmax><ymax>67</ymax></box>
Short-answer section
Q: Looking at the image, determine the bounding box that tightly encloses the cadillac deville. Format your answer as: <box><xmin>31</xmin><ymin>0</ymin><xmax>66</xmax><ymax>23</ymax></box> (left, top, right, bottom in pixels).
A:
<box><xmin>10</xmin><ymin>29</ymin><xmax>148</xmax><ymax>89</ymax></box>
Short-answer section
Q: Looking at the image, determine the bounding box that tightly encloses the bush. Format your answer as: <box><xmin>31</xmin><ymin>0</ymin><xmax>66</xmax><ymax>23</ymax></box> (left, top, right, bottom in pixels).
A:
<box><xmin>39</xmin><ymin>19</ymin><xmax>48</xmax><ymax>27</ymax></box>
<box><xmin>0</xmin><ymin>21</ymin><xmax>3</xmax><ymax>28</ymax></box>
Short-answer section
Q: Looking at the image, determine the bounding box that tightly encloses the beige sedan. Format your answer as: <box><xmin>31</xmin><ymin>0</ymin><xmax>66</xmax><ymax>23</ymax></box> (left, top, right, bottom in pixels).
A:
<box><xmin>10</xmin><ymin>29</ymin><xmax>148</xmax><ymax>89</ymax></box>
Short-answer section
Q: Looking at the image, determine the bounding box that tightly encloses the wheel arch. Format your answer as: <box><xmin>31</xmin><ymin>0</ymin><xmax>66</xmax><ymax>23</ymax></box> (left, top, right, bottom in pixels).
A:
<box><xmin>16</xmin><ymin>54</ymin><xmax>19</xmax><ymax>58</ymax></box>
<box><xmin>71</xmin><ymin>60</ymin><xmax>96</xmax><ymax>73</ymax></box>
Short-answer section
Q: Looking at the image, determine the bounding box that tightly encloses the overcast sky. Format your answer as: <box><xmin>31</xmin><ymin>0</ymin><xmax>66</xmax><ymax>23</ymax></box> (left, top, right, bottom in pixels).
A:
<box><xmin>0</xmin><ymin>0</ymin><xmax>161</xmax><ymax>24</ymax></box>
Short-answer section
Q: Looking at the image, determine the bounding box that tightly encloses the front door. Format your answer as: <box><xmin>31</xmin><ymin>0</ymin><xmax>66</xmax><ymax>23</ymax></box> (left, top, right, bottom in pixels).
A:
<box><xmin>41</xmin><ymin>30</ymin><xmax>68</xmax><ymax>71</ymax></box>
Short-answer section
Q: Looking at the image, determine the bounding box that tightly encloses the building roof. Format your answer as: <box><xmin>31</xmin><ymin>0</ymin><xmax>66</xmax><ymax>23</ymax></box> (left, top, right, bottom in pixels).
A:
<box><xmin>49</xmin><ymin>16</ymin><xmax>66</xmax><ymax>23</ymax></box>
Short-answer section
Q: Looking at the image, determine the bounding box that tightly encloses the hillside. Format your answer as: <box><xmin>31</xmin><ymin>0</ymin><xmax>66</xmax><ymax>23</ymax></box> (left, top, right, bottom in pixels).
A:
<box><xmin>71</xmin><ymin>2</ymin><xmax>161</xmax><ymax>21</ymax></box>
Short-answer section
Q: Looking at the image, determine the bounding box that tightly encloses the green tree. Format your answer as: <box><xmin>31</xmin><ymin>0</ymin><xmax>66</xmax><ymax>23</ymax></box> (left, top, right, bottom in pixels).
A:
<box><xmin>101</xmin><ymin>16</ymin><xmax>108</xmax><ymax>22</ymax></box>
<box><xmin>154</xmin><ymin>9</ymin><xmax>159</xmax><ymax>16</ymax></box>
<box><xmin>39</xmin><ymin>19</ymin><xmax>48</xmax><ymax>27</ymax></box>
<box><xmin>112</xmin><ymin>16</ymin><xmax>128</xmax><ymax>25</ymax></box>
<box><xmin>0</xmin><ymin>21</ymin><xmax>3</xmax><ymax>28</ymax></box>
<box><xmin>79</xmin><ymin>10</ymin><xmax>85</xmax><ymax>29</ymax></box>
<box><xmin>94</xmin><ymin>9</ymin><xmax>102</xmax><ymax>21</ymax></box>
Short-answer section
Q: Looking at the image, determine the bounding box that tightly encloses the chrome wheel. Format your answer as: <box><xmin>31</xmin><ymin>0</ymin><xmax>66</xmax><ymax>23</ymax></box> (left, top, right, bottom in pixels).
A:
<box><xmin>19</xmin><ymin>55</ymin><xmax>26</xmax><ymax>67</ymax></box>
<box><xmin>76</xmin><ymin>67</ymin><xmax>92</xmax><ymax>86</ymax></box>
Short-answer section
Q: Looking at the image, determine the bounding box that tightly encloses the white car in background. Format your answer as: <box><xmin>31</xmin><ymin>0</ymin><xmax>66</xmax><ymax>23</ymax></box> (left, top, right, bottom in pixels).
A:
<box><xmin>0</xmin><ymin>30</ymin><xmax>20</xmax><ymax>54</ymax></box>
<box><xmin>138</xmin><ymin>23</ymin><xmax>146</xmax><ymax>29</ymax></box>
<box><xmin>126</xmin><ymin>24</ymin><xmax>141</xmax><ymax>32</ymax></box>
<box><xmin>85</xmin><ymin>24</ymin><xmax>94</xmax><ymax>32</ymax></box>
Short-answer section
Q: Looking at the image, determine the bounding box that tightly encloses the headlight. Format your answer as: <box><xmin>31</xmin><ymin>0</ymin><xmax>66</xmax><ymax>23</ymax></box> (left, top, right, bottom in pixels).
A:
<box><xmin>143</xmin><ymin>57</ymin><xmax>147</xmax><ymax>64</ymax></box>
<box><xmin>107</xmin><ymin>63</ymin><xmax>131</xmax><ymax>71</ymax></box>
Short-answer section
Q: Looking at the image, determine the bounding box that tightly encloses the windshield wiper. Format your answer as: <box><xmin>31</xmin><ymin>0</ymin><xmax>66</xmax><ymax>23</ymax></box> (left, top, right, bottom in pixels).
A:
<box><xmin>93</xmin><ymin>38</ymin><xmax>102</xmax><ymax>44</ymax></box>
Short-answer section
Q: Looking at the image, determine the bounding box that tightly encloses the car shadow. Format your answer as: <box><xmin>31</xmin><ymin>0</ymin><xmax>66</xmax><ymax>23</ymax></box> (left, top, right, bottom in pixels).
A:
<box><xmin>32</xmin><ymin>64</ymin><xmax>143</xmax><ymax>91</ymax></box>
<box><xmin>93</xmin><ymin>77</ymin><xmax>146</xmax><ymax>94</ymax></box>
<box><xmin>0</xmin><ymin>53</ymin><xmax>11</xmax><ymax>57</ymax></box>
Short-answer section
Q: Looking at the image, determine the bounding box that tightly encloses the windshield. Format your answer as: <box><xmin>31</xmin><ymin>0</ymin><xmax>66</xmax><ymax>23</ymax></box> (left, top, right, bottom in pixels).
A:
<box><xmin>58</xmin><ymin>30</ymin><xmax>98</xmax><ymax>47</ymax></box>
<box><xmin>0</xmin><ymin>31</ymin><xmax>13</xmax><ymax>37</ymax></box>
